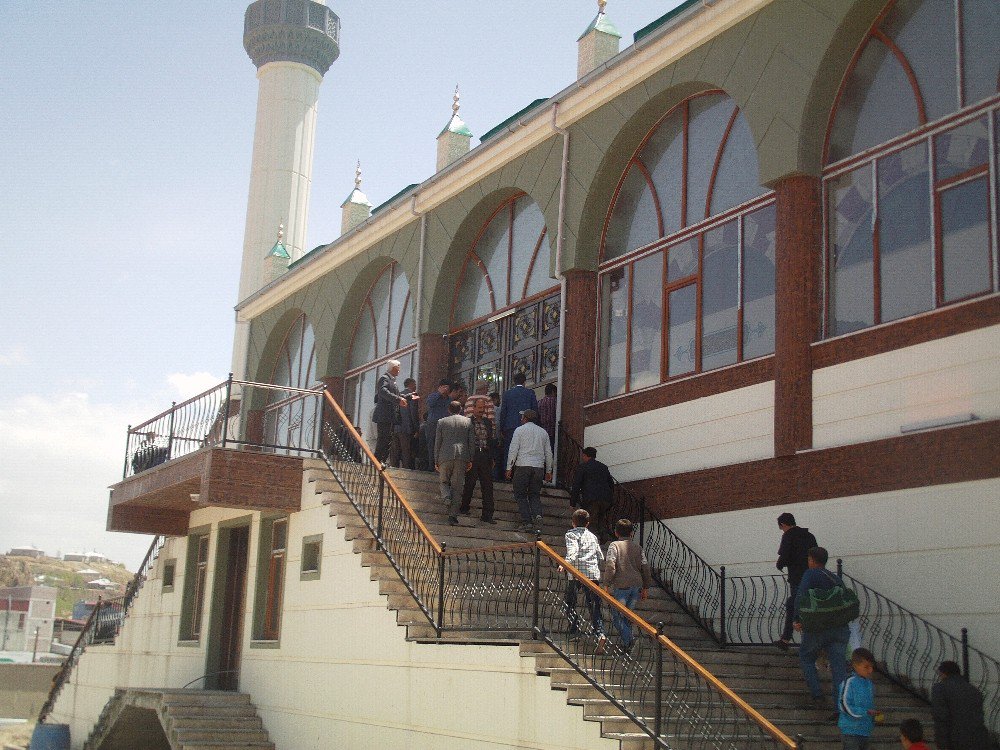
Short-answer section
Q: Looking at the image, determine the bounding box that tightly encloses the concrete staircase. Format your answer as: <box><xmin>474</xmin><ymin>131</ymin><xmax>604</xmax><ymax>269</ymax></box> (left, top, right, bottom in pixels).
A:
<box><xmin>83</xmin><ymin>689</ymin><xmax>272</xmax><ymax>750</ymax></box>
<box><xmin>308</xmin><ymin>458</ymin><xmax>936</xmax><ymax>750</ymax></box>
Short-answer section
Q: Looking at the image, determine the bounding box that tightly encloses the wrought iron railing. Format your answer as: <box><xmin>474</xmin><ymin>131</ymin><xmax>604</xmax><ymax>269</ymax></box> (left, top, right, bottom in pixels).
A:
<box><xmin>319</xmin><ymin>391</ymin><xmax>798</xmax><ymax>749</ymax></box>
<box><xmin>38</xmin><ymin>536</ymin><xmax>164</xmax><ymax>723</ymax></box>
<box><xmin>122</xmin><ymin>376</ymin><xmax>326</xmax><ymax>478</ymax></box>
<box><xmin>556</xmin><ymin>422</ymin><xmax>1000</xmax><ymax>737</ymax></box>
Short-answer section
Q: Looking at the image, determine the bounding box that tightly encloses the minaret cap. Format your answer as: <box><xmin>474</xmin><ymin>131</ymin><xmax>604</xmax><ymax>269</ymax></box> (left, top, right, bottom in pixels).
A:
<box><xmin>578</xmin><ymin>0</ymin><xmax>622</xmax><ymax>41</ymax></box>
<box><xmin>341</xmin><ymin>160</ymin><xmax>373</xmax><ymax>208</ymax></box>
<box><xmin>267</xmin><ymin>223</ymin><xmax>290</xmax><ymax>259</ymax></box>
<box><xmin>439</xmin><ymin>85</ymin><xmax>473</xmax><ymax>138</ymax></box>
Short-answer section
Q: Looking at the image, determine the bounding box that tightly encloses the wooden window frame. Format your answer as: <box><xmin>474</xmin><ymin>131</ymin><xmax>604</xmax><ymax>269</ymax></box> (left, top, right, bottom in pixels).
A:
<box><xmin>261</xmin><ymin>518</ymin><xmax>287</xmax><ymax>641</ymax></box>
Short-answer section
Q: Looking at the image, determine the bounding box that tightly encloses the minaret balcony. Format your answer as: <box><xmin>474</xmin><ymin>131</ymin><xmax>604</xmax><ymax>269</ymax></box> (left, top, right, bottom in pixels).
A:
<box><xmin>107</xmin><ymin>378</ymin><xmax>326</xmax><ymax>535</ymax></box>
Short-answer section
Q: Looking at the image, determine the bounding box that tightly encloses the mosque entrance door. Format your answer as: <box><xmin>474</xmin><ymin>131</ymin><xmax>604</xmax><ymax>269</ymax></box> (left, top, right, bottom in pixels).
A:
<box><xmin>449</xmin><ymin>291</ymin><xmax>560</xmax><ymax>396</ymax></box>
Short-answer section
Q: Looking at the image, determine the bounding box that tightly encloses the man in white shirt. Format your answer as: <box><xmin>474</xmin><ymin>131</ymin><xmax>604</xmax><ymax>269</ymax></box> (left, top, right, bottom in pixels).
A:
<box><xmin>505</xmin><ymin>409</ymin><xmax>553</xmax><ymax>533</ymax></box>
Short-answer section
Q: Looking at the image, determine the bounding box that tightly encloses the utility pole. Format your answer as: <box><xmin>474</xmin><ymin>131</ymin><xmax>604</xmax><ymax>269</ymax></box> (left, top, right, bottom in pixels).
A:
<box><xmin>31</xmin><ymin>627</ymin><xmax>39</xmax><ymax>662</ymax></box>
<box><xmin>2</xmin><ymin>595</ymin><xmax>10</xmax><ymax>650</ymax></box>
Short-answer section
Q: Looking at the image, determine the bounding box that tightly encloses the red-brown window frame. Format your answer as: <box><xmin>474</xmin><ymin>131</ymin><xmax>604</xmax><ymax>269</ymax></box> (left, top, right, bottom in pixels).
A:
<box><xmin>449</xmin><ymin>192</ymin><xmax>553</xmax><ymax>332</ymax></box>
<box><xmin>190</xmin><ymin>535</ymin><xmax>209</xmax><ymax>640</ymax></box>
<box><xmin>261</xmin><ymin>518</ymin><xmax>287</xmax><ymax>641</ymax></box>
<box><xmin>345</xmin><ymin>261</ymin><xmax>415</xmax><ymax>372</ymax></box>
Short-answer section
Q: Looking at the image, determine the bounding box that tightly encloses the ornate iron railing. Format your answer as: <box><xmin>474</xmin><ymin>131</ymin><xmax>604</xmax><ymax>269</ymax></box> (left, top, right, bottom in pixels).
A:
<box><xmin>319</xmin><ymin>391</ymin><xmax>799</xmax><ymax>749</ymax></box>
<box><xmin>123</xmin><ymin>376</ymin><xmax>326</xmax><ymax>477</ymax></box>
<box><xmin>556</xmin><ymin>422</ymin><xmax>1000</xmax><ymax>737</ymax></box>
<box><xmin>38</xmin><ymin>536</ymin><xmax>164</xmax><ymax>723</ymax></box>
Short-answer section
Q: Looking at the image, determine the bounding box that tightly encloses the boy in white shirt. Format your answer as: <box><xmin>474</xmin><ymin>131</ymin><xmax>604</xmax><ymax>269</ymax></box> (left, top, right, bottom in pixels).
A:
<box><xmin>561</xmin><ymin>509</ymin><xmax>607</xmax><ymax>654</ymax></box>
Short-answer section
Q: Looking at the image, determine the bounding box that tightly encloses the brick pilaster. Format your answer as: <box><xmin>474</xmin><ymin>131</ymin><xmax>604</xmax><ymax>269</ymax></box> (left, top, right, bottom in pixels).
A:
<box><xmin>560</xmin><ymin>269</ymin><xmax>598</xmax><ymax>445</ymax></box>
<box><xmin>773</xmin><ymin>175</ymin><xmax>821</xmax><ymax>456</ymax></box>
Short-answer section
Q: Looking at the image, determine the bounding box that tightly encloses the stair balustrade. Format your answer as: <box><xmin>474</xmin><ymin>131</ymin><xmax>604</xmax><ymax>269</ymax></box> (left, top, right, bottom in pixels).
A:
<box><xmin>320</xmin><ymin>391</ymin><xmax>799</xmax><ymax>749</ymax></box>
<box><xmin>556</xmin><ymin>423</ymin><xmax>1000</xmax><ymax>737</ymax></box>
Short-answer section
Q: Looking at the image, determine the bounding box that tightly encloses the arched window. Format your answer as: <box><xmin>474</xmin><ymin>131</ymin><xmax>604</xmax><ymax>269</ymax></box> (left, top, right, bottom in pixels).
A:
<box><xmin>343</xmin><ymin>262</ymin><xmax>416</xmax><ymax>434</ymax></box>
<box><xmin>448</xmin><ymin>194</ymin><xmax>559</xmax><ymax>395</ymax></box>
<box><xmin>451</xmin><ymin>194</ymin><xmax>553</xmax><ymax>328</ymax></box>
<box><xmin>265</xmin><ymin>313</ymin><xmax>319</xmax><ymax>451</ymax></box>
<box><xmin>598</xmin><ymin>91</ymin><xmax>775</xmax><ymax>399</ymax></box>
<box><xmin>823</xmin><ymin>0</ymin><xmax>999</xmax><ymax>337</ymax></box>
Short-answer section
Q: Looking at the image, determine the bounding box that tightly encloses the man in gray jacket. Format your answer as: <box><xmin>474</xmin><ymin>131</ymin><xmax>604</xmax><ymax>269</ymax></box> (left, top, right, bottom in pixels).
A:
<box><xmin>435</xmin><ymin>401</ymin><xmax>474</xmax><ymax>526</ymax></box>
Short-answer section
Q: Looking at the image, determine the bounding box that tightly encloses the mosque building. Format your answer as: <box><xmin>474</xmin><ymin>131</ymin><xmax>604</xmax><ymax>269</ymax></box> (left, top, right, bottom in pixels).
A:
<box><xmin>42</xmin><ymin>0</ymin><xmax>998</xmax><ymax>748</ymax></box>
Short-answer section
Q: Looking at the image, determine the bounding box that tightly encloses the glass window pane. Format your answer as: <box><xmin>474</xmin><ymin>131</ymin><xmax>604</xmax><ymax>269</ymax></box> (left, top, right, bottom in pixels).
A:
<box><xmin>710</xmin><ymin>111</ymin><xmax>765</xmax><ymax>217</ymax></box>
<box><xmin>599</xmin><ymin>269</ymin><xmax>629</xmax><ymax>398</ymax></box>
<box><xmin>883</xmin><ymin>0</ymin><xmax>957</xmax><ymax>121</ymax></box>
<box><xmin>643</xmin><ymin>112</ymin><xmax>685</xmax><ymax>236</ymax></box>
<box><xmin>629</xmin><ymin>252</ymin><xmax>664</xmax><ymax>390</ymax></box>
<box><xmin>605</xmin><ymin>166</ymin><xmax>660</xmax><ymax>260</ymax></box>
<box><xmin>878</xmin><ymin>142</ymin><xmax>933</xmax><ymax>322</ymax></box>
<box><xmin>667</xmin><ymin>236</ymin><xmax>698</xmax><ymax>282</ymax></box>
<box><xmin>742</xmin><ymin>205</ymin><xmax>776</xmax><ymax>359</ymax></box>
<box><xmin>511</xmin><ymin>198</ymin><xmax>548</xmax><ymax>301</ymax></box>
<box><xmin>668</xmin><ymin>284</ymin><xmax>697</xmax><ymax>377</ymax></box>
<box><xmin>935</xmin><ymin>117</ymin><xmax>989</xmax><ymax>181</ymax></box>
<box><xmin>702</xmin><ymin>222</ymin><xmax>740</xmax><ymax>371</ymax></box>
<box><xmin>349</xmin><ymin>304</ymin><xmax>376</xmax><ymax>369</ymax></box>
<box><xmin>962</xmin><ymin>0</ymin><xmax>1000</xmax><ymax>106</ymax></box>
<box><xmin>479</xmin><ymin>208</ymin><xmax>511</xmax><ymax>306</ymax></box>
<box><xmin>398</xmin><ymin>293</ymin><xmax>414</xmax><ymax>350</ymax></box>
<box><xmin>828</xmin><ymin>165</ymin><xmax>875</xmax><ymax>335</ymax></box>
<box><xmin>387</xmin><ymin>266</ymin><xmax>410</xmax><ymax>352</ymax></box>
<box><xmin>300</xmin><ymin>322</ymin><xmax>316</xmax><ymax>385</ymax></box>
<box><xmin>686</xmin><ymin>94</ymin><xmax>734</xmax><ymax>225</ymax></box>
<box><xmin>940</xmin><ymin>177</ymin><xmax>992</xmax><ymax>302</ymax></box>
<box><xmin>827</xmin><ymin>40</ymin><xmax>922</xmax><ymax>164</ymax></box>
<box><xmin>454</xmin><ymin>257</ymin><xmax>492</xmax><ymax>325</ymax></box>
<box><xmin>369</xmin><ymin>268</ymin><xmax>393</xmax><ymax>358</ymax></box>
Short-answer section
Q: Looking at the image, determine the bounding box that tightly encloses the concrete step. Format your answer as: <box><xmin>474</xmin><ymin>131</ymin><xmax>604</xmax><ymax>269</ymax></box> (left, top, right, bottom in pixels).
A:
<box><xmin>173</xmin><ymin>728</ymin><xmax>271</xmax><ymax>744</ymax></box>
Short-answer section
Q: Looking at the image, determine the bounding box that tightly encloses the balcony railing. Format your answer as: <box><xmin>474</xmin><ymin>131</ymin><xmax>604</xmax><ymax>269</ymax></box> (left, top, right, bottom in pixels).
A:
<box><xmin>122</xmin><ymin>377</ymin><xmax>327</xmax><ymax>478</ymax></box>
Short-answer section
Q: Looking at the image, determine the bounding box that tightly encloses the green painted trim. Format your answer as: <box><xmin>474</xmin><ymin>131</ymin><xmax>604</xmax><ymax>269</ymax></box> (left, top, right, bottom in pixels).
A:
<box><xmin>161</xmin><ymin>558</ymin><xmax>176</xmax><ymax>593</ymax></box>
<box><xmin>300</xmin><ymin>534</ymin><xmax>323</xmax><ymax>581</ymax></box>
<box><xmin>372</xmin><ymin>183</ymin><xmax>419</xmax><ymax>215</ymax></box>
<box><xmin>633</xmin><ymin>0</ymin><xmax>699</xmax><ymax>43</ymax></box>
<box><xmin>249</xmin><ymin>640</ymin><xmax>281</xmax><ymax>649</ymax></box>
<box><xmin>176</xmin><ymin>640</ymin><xmax>201</xmax><ymax>648</ymax></box>
<box><xmin>480</xmin><ymin>99</ymin><xmax>548</xmax><ymax>143</ymax></box>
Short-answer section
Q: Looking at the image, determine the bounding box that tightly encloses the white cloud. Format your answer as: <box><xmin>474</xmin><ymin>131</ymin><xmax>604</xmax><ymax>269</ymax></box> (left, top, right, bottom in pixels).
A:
<box><xmin>166</xmin><ymin>371</ymin><xmax>223</xmax><ymax>401</ymax></box>
<box><xmin>0</xmin><ymin>345</ymin><xmax>29</xmax><ymax>366</ymax></box>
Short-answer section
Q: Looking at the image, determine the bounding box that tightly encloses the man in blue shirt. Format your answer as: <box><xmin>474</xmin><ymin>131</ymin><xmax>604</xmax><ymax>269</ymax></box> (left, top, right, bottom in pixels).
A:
<box><xmin>793</xmin><ymin>546</ymin><xmax>849</xmax><ymax>714</ymax></box>
<box><xmin>497</xmin><ymin>372</ymin><xmax>537</xmax><ymax>480</ymax></box>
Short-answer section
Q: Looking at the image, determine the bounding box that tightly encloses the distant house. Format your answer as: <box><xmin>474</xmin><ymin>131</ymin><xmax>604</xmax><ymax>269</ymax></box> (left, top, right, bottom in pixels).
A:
<box><xmin>8</xmin><ymin>545</ymin><xmax>44</xmax><ymax>559</ymax></box>
<box><xmin>84</xmin><ymin>578</ymin><xmax>116</xmax><ymax>590</ymax></box>
<box><xmin>0</xmin><ymin>585</ymin><xmax>56</xmax><ymax>654</ymax></box>
<box><xmin>64</xmin><ymin>551</ymin><xmax>109</xmax><ymax>564</ymax></box>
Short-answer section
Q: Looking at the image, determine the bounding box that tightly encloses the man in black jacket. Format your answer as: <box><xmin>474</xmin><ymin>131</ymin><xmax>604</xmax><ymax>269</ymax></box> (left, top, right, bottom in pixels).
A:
<box><xmin>372</xmin><ymin>360</ymin><xmax>407</xmax><ymax>465</ymax></box>
<box><xmin>931</xmin><ymin>661</ymin><xmax>992</xmax><ymax>750</ymax></box>
<box><xmin>570</xmin><ymin>447</ymin><xmax>614</xmax><ymax>543</ymax></box>
<box><xmin>774</xmin><ymin>512</ymin><xmax>818</xmax><ymax>650</ymax></box>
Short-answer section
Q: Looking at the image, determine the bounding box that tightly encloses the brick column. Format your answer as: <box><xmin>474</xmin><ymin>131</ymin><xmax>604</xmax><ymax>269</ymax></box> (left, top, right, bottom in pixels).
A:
<box><xmin>560</xmin><ymin>269</ymin><xmax>598</xmax><ymax>445</ymax></box>
<box><xmin>418</xmin><ymin>332</ymin><xmax>449</xmax><ymax>398</ymax></box>
<box><xmin>773</xmin><ymin>175</ymin><xmax>821</xmax><ymax>457</ymax></box>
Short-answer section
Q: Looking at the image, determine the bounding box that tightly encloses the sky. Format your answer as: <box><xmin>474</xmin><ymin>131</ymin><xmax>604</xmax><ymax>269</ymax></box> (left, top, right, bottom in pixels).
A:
<box><xmin>0</xmin><ymin>1</ymin><xmax>683</xmax><ymax>569</ymax></box>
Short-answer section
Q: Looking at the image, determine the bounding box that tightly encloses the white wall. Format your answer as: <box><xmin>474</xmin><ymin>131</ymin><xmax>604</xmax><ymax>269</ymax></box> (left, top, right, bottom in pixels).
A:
<box><xmin>813</xmin><ymin>324</ymin><xmax>1000</xmax><ymax>449</ymax></box>
<box><xmin>51</xmin><ymin>494</ymin><xmax>614</xmax><ymax>750</ymax></box>
<box><xmin>584</xmin><ymin>381</ymin><xmax>774</xmax><ymax>482</ymax></box>
<box><xmin>664</xmin><ymin>477</ymin><xmax>1000</xmax><ymax>657</ymax></box>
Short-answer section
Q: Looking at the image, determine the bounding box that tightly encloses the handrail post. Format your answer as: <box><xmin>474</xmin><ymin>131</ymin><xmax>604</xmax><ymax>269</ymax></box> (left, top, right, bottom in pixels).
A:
<box><xmin>796</xmin><ymin>733</ymin><xmax>807</xmax><ymax>749</ymax></box>
<box><xmin>376</xmin><ymin>475</ymin><xmax>385</xmax><ymax>550</ymax></box>
<box><xmin>719</xmin><ymin>566</ymin><xmax>727</xmax><ymax>648</ymax></box>
<box><xmin>166</xmin><ymin>401</ymin><xmax>177</xmax><ymax>459</ymax></box>
<box><xmin>961</xmin><ymin>628</ymin><xmax>969</xmax><ymax>678</ymax></box>
<box><xmin>221</xmin><ymin>373</ymin><xmax>233</xmax><ymax>448</ymax></box>
<box><xmin>123</xmin><ymin>425</ymin><xmax>132</xmax><ymax>479</ymax></box>
<box><xmin>639</xmin><ymin>497</ymin><xmax>646</xmax><ymax>546</ymax></box>
<box><xmin>436</xmin><ymin>544</ymin><xmax>447</xmax><ymax>638</ymax></box>
<box><xmin>532</xmin><ymin>539</ymin><xmax>541</xmax><ymax>639</ymax></box>
<box><xmin>654</xmin><ymin>622</ymin><xmax>665</xmax><ymax>740</ymax></box>
<box><xmin>837</xmin><ymin>558</ymin><xmax>844</xmax><ymax>577</ymax></box>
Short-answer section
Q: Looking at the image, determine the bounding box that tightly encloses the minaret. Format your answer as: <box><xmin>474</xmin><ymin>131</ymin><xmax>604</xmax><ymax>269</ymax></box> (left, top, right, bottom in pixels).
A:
<box><xmin>578</xmin><ymin>0</ymin><xmax>621</xmax><ymax>78</ymax></box>
<box><xmin>234</xmin><ymin>0</ymin><xmax>341</xmax><ymax>376</ymax></box>
<box><xmin>341</xmin><ymin>161</ymin><xmax>373</xmax><ymax>234</ymax></box>
<box><xmin>436</xmin><ymin>86</ymin><xmax>473</xmax><ymax>171</ymax></box>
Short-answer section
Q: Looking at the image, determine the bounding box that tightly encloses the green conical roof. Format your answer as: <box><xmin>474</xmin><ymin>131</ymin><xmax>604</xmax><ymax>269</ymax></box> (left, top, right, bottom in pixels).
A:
<box><xmin>577</xmin><ymin>11</ymin><xmax>621</xmax><ymax>41</ymax></box>
<box><xmin>439</xmin><ymin>113</ymin><xmax>473</xmax><ymax>138</ymax></box>
<box><xmin>268</xmin><ymin>240</ymin><xmax>290</xmax><ymax>259</ymax></box>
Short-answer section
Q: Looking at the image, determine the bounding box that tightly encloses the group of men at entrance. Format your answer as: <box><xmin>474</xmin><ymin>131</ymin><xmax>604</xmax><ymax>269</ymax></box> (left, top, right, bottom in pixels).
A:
<box><xmin>371</xmin><ymin>361</ymin><xmax>604</xmax><ymax>532</ymax></box>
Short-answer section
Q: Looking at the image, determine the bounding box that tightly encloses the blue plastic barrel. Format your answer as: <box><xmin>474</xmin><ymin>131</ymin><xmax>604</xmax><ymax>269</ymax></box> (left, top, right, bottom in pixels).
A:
<box><xmin>29</xmin><ymin>723</ymin><xmax>70</xmax><ymax>750</ymax></box>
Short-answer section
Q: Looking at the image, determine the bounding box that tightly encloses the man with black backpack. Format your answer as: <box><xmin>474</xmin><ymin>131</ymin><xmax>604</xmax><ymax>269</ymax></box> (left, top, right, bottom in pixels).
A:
<box><xmin>774</xmin><ymin>512</ymin><xmax>818</xmax><ymax>650</ymax></box>
<box><xmin>794</xmin><ymin>546</ymin><xmax>851</xmax><ymax>717</ymax></box>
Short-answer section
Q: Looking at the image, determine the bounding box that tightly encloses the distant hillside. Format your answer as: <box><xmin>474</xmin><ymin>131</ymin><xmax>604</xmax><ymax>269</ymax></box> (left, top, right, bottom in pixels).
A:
<box><xmin>0</xmin><ymin>555</ymin><xmax>135</xmax><ymax>618</ymax></box>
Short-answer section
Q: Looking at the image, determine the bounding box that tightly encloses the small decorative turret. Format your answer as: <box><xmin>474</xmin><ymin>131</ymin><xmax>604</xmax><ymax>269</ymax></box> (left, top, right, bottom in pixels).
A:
<box><xmin>265</xmin><ymin>222</ymin><xmax>291</xmax><ymax>282</ymax></box>
<box><xmin>341</xmin><ymin>160</ymin><xmax>373</xmax><ymax>234</ymax></box>
<box><xmin>436</xmin><ymin>85</ymin><xmax>473</xmax><ymax>171</ymax></box>
<box><xmin>577</xmin><ymin>0</ymin><xmax>621</xmax><ymax>78</ymax></box>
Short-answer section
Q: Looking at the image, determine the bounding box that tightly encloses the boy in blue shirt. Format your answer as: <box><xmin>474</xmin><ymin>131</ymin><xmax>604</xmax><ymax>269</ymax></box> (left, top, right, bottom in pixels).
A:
<box><xmin>839</xmin><ymin>647</ymin><xmax>880</xmax><ymax>749</ymax></box>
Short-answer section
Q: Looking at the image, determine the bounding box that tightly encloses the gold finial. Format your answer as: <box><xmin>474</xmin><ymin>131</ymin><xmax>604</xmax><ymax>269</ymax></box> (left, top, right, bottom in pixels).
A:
<box><xmin>452</xmin><ymin>85</ymin><xmax>461</xmax><ymax>116</ymax></box>
<box><xmin>354</xmin><ymin>160</ymin><xmax>362</xmax><ymax>189</ymax></box>
<box><xmin>277</xmin><ymin>222</ymin><xmax>284</xmax><ymax>243</ymax></box>
<box><xmin>598</xmin><ymin>0</ymin><xmax>607</xmax><ymax>13</ymax></box>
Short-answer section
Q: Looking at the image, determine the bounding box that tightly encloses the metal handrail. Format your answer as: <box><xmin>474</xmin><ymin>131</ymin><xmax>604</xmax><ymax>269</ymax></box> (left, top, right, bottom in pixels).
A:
<box><xmin>319</xmin><ymin>393</ymin><xmax>800</xmax><ymax>748</ymax></box>
<box><xmin>556</xmin><ymin>423</ymin><xmax>1000</xmax><ymax>736</ymax></box>
<box><xmin>38</xmin><ymin>536</ymin><xmax>163</xmax><ymax>723</ymax></box>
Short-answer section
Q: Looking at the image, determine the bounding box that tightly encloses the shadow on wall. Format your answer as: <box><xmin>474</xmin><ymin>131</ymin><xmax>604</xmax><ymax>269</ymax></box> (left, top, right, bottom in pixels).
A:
<box><xmin>0</xmin><ymin>663</ymin><xmax>60</xmax><ymax>719</ymax></box>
